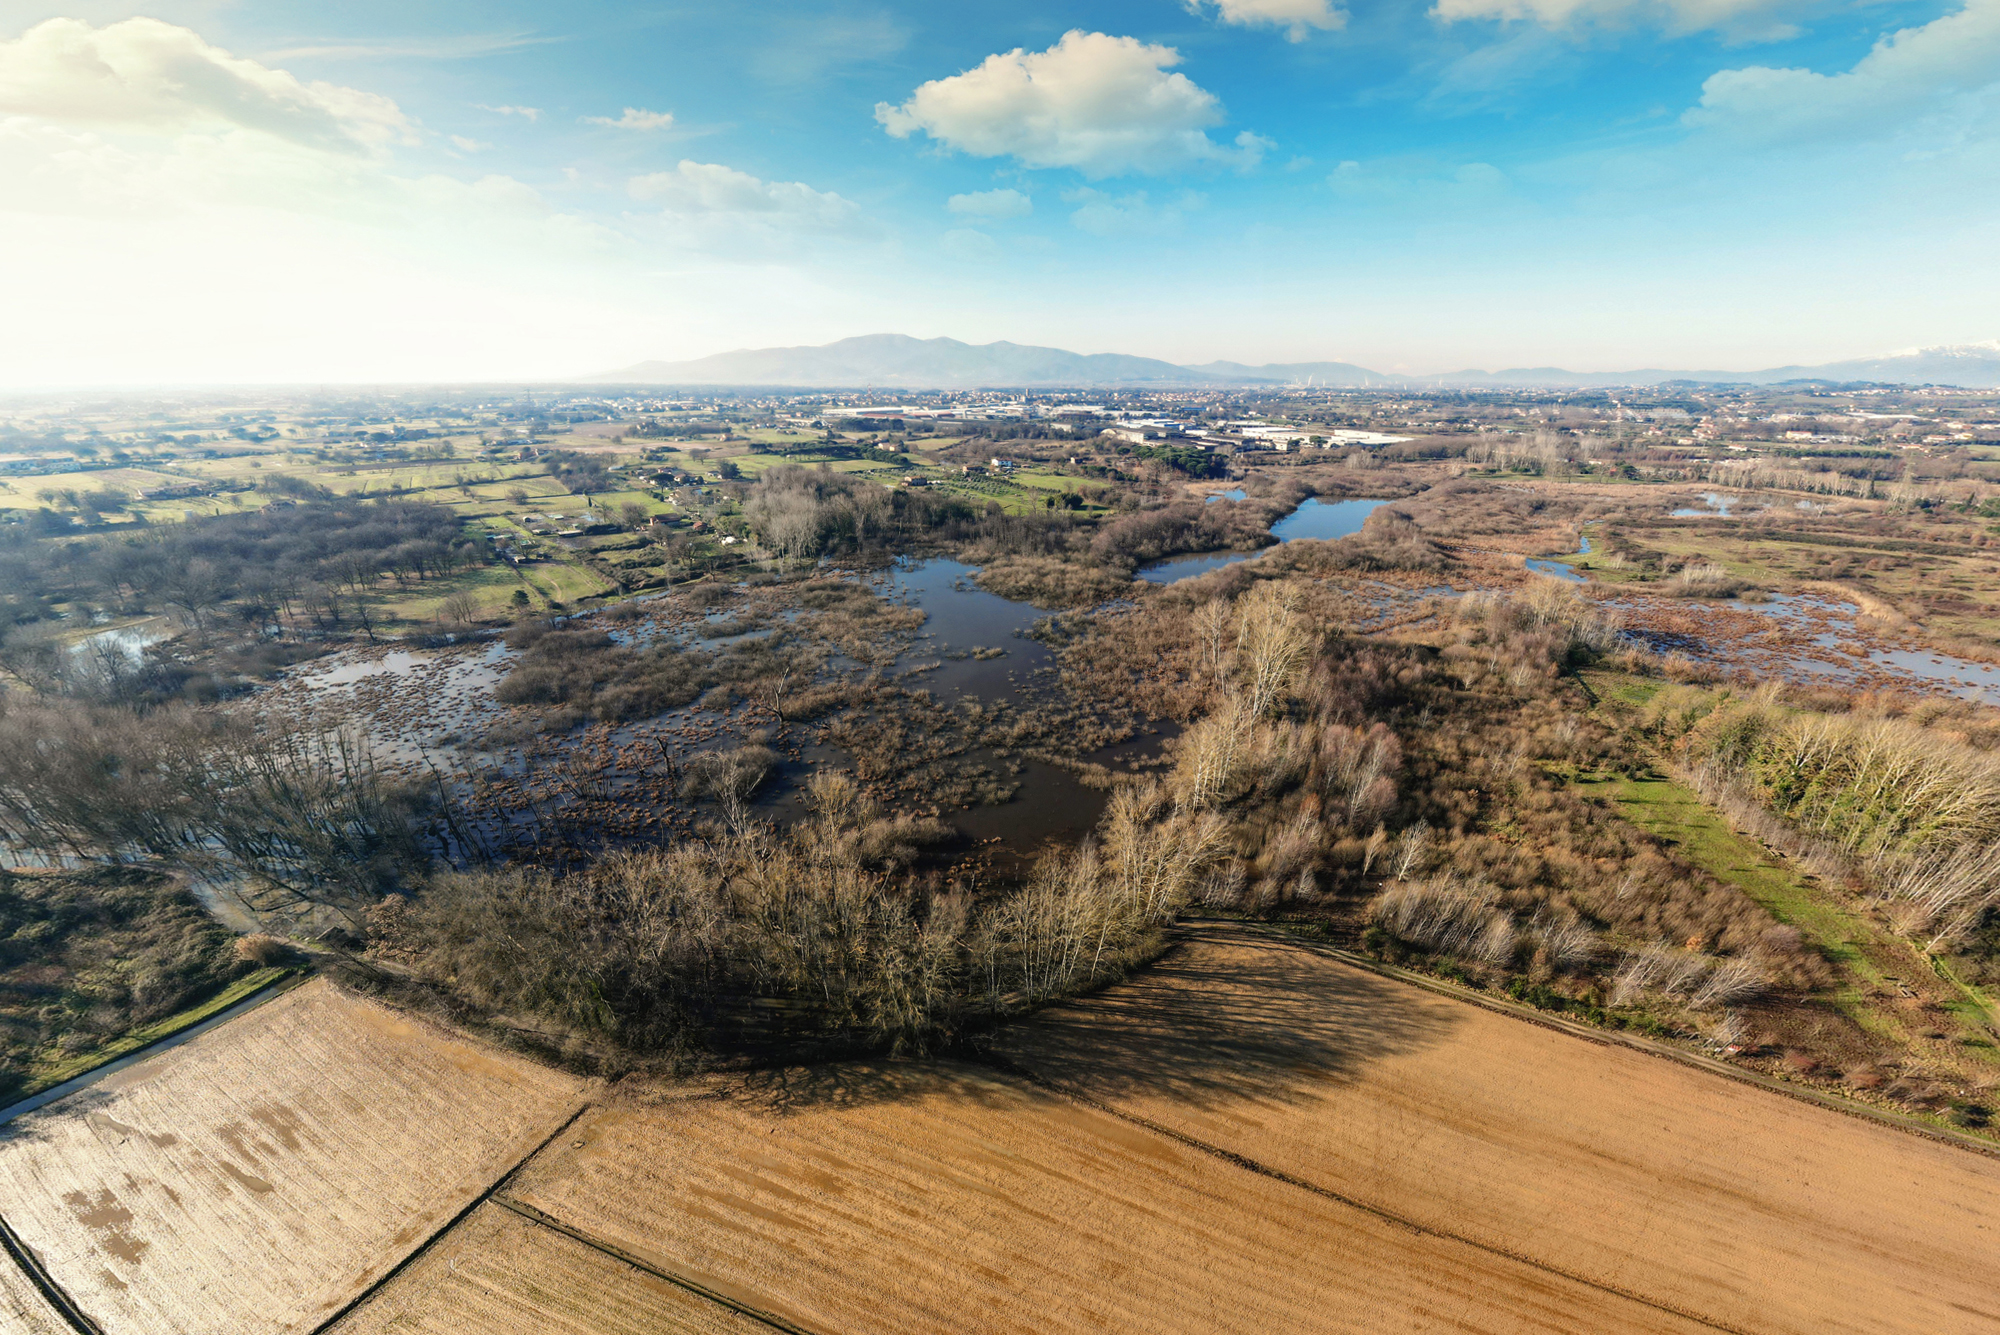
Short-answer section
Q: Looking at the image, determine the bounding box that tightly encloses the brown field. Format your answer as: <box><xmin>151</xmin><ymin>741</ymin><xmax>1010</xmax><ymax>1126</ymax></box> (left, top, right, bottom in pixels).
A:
<box><xmin>6</xmin><ymin>929</ymin><xmax>1999</xmax><ymax>1334</ymax></box>
<box><xmin>326</xmin><ymin>1202</ymin><xmax>764</xmax><ymax>1335</ymax></box>
<box><xmin>996</xmin><ymin>927</ymin><xmax>2000</xmax><ymax>1335</ymax></box>
<box><xmin>499</xmin><ymin>1065</ymin><xmax>1712</xmax><ymax>1335</ymax></box>
<box><xmin>0</xmin><ymin>979</ymin><xmax>591</xmax><ymax>1335</ymax></box>
<box><xmin>0</xmin><ymin>1250</ymin><xmax>68</xmax><ymax>1335</ymax></box>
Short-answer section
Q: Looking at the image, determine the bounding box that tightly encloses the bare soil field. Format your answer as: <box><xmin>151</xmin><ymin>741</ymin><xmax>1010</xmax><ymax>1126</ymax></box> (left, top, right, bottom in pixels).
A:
<box><xmin>500</xmin><ymin>1066</ymin><xmax>1713</xmax><ymax>1335</ymax></box>
<box><xmin>0</xmin><ymin>1249</ymin><xmax>68</xmax><ymax>1335</ymax></box>
<box><xmin>0</xmin><ymin>979</ymin><xmax>591</xmax><ymax>1335</ymax></box>
<box><xmin>6</xmin><ymin>929</ymin><xmax>1996</xmax><ymax>1334</ymax></box>
<box><xmin>326</xmin><ymin>1201</ymin><xmax>764</xmax><ymax>1335</ymax></box>
<box><xmin>995</xmin><ymin>926</ymin><xmax>2000</xmax><ymax>1335</ymax></box>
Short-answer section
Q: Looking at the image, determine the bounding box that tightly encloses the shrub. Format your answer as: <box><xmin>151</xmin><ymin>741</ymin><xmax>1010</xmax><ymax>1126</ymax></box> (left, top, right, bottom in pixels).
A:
<box><xmin>233</xmin><ymin>933</ymin><xmax>295</xmax><ymax>966</ymax></box>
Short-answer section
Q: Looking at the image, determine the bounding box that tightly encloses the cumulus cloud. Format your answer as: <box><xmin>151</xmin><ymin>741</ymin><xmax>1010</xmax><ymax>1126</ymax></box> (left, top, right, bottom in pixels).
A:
<box><xmin>477</xmin><ymin>103</ymin><xmax>542</xmax><ymax>121</ymax></box>
<box><xmin>1684</xmin><ymin>0</ymin><xmax>2000</xmax><ymax>138</ymax></box>
<box><xmin>947</xmin><ymin>187</ymin><xmax>1033</xmax><ymax>220</ymax></box>
<box><xmin>449</xmin><ymin>135</ymin><xmax>490</xmax><ymax>152</ymax></box>
<box><xmin>1189</xmin><ymin>0</ymin><xmax>1345</xmax><ymax>41</ymax></box>
<box><xmin>1431</xmin><ymin>0</ymin><xmax>1810</xmax><ymax>40</ymax></box>
<box><xmin>584</xmin><ymin>107</ymin><xmax>676</xmax><ymax>130</ymax></box>
<box><xmin>0</xmin><ymin>17</ymin><xmax>411</xmax><ymax>151</ymax></box>
<box><xmin>628</xmin><ymin>160</ymin><xmax>862</xmax><ymax>230</ymax></box>
<box><xmin>875</xmin><ymin>31</ymin><xmax>1260</xmax><ymax>177</ymax></box>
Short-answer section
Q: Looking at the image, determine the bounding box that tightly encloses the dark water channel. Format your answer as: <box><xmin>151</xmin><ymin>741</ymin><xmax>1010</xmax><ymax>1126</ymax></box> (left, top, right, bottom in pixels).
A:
<box><xmin>1137</xmin><ymin>496</ymin><xmax>1387</xmax><ymax>583</ymax></box>
<box><xmin>775</xmin><ymin>496</ymin><xmax>1390</xmax><ymax>865</ymax></box>
<box><xmin>279</xmin><ymin>495</ymin><xmax>1390</xmax><ymax>875</ymax></box>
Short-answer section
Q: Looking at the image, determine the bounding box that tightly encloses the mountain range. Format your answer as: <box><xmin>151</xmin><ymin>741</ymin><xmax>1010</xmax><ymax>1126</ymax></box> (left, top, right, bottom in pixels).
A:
<box><xmin>586</xmin><ymin>334</ymin><xmax>2000</xmax><ymax>390</ymax></box>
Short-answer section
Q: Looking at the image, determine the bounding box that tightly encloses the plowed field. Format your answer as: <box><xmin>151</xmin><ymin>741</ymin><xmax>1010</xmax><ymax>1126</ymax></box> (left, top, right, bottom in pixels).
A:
<box><xmin>326</xmin><ymin>1201</ymin><xmax>766</xmax><ymax>1335</ymax></box>
<box><xmin>6</xmin><ymin>929</ymin><xmax>1996</xmax><ymax>1335</ymax></box>
<box><xmin>500</xmin><ymin>1068</ymin><xmax>1713</xmax><ymax>1335</ymax></box>
<box><xmin>0</xmin><ymin>979</ymin><xmax>591</xmax><ymax>1334</ymax></box>
<box><xmin>995</xmin><ymin>927</ymin><xmax>2000</xmax><ymax>1335</ymax></box>
<box><xmin>0</xmin><ymin>1245</ymin><xmax>68</xmax><ymax>1335</ymax></box>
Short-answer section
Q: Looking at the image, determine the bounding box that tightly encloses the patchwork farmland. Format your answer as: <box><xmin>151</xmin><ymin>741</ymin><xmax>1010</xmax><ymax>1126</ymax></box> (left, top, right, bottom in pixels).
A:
<box><xmin>1</xmin><ymin>925</ymin><xmax>1994</xmax><ymax>1335</ymax></box>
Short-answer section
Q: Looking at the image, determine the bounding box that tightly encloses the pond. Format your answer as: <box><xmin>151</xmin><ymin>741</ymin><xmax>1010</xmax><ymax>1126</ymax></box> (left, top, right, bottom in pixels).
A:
<box><xmin>1671</xmin><ymin>492</ymin><xmax>1744</xmax><ymax>518</ymax></box>
<box><xmin>71</xmin><ymin>621</ymin><xmax>167</xmax><ymax>664</ymax></box>
<box><xmin>1609</xmin><ymin>591</ymin><xmax>2000</xmax><ymax>706</ymax></box>
<box><xmin>1137</xmin><ymin>496</ymin><xmax>1388</xmax><ymax>584</ymax></box>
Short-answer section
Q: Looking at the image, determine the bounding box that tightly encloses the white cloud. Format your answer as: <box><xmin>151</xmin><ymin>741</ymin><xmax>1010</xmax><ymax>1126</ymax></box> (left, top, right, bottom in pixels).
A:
<box><xmin>477</xmin><ymin>103</ymin><xmax>542</xmax><ymax>121</ymax></box>
<box><xmin>942</xmin><ymin>227</ymin><xmax>1002</xmax><ymax>261</ymax></box>
<box><xmin>1065</xmin><ymin>187</ymin><xmax>1204</xmax><ymax>237</ymax></box>
<box><xmin>628</xmin><ymin>160</ymin><xmax>862</xmax><ymax>230</ymax></box>
<box><xmin>449</xmin><ymin>134</ymin><xmax>491</xmax><ymax>152</ymax></box>
<box><xmin>584</xmin><ymin>107</ymin><xmax>676</xmax><ymax>130</ymax></box>
<box><xmin>1327</xmin><ymin>157</ymin><xmax>1512</xmax><ymax>204</ymax></box>
<box><xmin>875</xmin><ymin>30</ymin><xmax>1259</xmax><ymax>177</ymax></box>
<box><xmin>1189</xmin><ymin>0</ymin><xmax>1345</xmax><ymax>42</ymax></box>
<box><xmin>0</xmin><ymin>17</ymin><xmax>411</xmax><ymax>151</ymax></box>
<box><xmin>1431</xmin><ymin>0</ymin><xmax>1810</xmax><ymax>40</ymax></box>
<box><xmin>1685</xmin><ymin>0</ymin><xmax>2000</xmax><ymax>138</ymax></box>
<box><xmin>947</xmin><ymin>187</ymin><xmax>1033</xmax><ymax>220</ymax></box>
<box><xmin>262</xmin><ymin>34</ymin><xmax>555</xmax><ymax>61</ymax></box>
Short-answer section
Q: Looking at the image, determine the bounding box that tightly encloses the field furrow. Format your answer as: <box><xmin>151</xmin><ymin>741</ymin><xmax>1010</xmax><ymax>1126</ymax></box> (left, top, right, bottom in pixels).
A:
<box><xmin>326</xmin><ymin>1200</ymin><xmax>768</xmax><ymax>1335</ymax></box>
<box><xmin>0</xmin><ymin>979</ymin><xmax>592</xmax><ymax>1335</ymax></box>
<box><xmin>996</xmin><ymin>926</ymin><xmax>2000</xmax><ymax>1335</ymax></box>
<box><xmin>505</xmin><ymin>1067</ymin><xmax>1716</xmax><ymax>1335</ymax></box>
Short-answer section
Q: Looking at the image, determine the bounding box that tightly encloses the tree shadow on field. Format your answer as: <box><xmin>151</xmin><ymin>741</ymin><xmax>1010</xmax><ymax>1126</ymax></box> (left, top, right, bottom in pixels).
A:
<box><xmin>710</xmin><ymin>925</ymin><xmax>1464</xmax><ymax>1121</ymax></box>
<box><xmin>985</xmin><ymin>924</ymin><xmax>1466</xmax><ymax>1114</ymax></box>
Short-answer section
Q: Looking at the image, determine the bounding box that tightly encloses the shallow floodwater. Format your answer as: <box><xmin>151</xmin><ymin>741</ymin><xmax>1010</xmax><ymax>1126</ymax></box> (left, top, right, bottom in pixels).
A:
<box><xmin>1614</xmin><ymin>591</ymin><xmax>2000</xmax><ymax>706</ymax></box>
<box><xmin>877</xmin><ymin>556</ymin><xmax>1174</xmax><ymax>857</ymax></box>
<box><xmin>1525</xmin><ymin>558</ymin><xmax>1586</xmax><ymax>582</ymax></box>
<box><xmin>72</xmin><ymin>622</ymin><xmax>166</xmax><ymax>663</ymax></box>
<box><xmin>885</xmin><ymin>558</ymin><xmax>1055</xmax><ymax>701</ymax></box>
<box><xmin>1671</xmin><ymin>492</ymin><xmax>1742</xmax><ymax>518</ymax></box>
<box><xmin>1138</xmin><ymin>496</ymin><xmax>1387</xmax><ymax>584</ymax></box>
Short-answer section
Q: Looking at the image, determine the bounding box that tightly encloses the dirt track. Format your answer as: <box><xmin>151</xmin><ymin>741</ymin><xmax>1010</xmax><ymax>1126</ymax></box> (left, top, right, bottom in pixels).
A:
<box><xmin>995</xmin><ymin>927</ymin><xmax>2000</xmax><ymax>1335</ymax></box>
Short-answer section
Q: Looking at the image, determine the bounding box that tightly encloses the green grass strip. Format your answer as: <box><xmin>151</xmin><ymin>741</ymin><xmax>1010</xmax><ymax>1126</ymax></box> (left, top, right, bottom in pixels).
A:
<box><xmin>21</xmin><ymin>967</ymin><xmax>293</xmax><ymax>1097</ymax></box>
<box><xmin>1579</xmin><ymin>771</ymin><xmax>1904</xmax><ymax>1037</ymax></box>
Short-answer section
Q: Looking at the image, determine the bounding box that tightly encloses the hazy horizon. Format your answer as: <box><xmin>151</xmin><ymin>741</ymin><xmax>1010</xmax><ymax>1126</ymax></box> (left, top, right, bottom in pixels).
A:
<box><xmin>3</xmin><ymin>2</ymin><xmax>1998</xmax><ymax>386</ymax></box>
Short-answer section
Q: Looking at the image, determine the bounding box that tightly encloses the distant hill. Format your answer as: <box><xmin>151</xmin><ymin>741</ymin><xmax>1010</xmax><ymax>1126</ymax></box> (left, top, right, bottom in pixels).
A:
<box><xmin>585</xmin><ymin>336</ymin><xmax>2000</xmax><ymax>390</ymax></box>
<box><xmin>589</xmin><ymin>334</ymin><xmax>1232</xmax><ymax>389</ymax></box>
<box><xmin>1180</xmin><ymin>359</ymin><xmax>1390</xmax><ymax>387</ymax></box>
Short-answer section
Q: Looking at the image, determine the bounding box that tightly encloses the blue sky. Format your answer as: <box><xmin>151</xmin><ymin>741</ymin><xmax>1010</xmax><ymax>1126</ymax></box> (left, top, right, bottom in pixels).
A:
<box><xmin>1</xmin><ymin>0</ymin><xmax>1996</xmax><ymax>383</ymax></box>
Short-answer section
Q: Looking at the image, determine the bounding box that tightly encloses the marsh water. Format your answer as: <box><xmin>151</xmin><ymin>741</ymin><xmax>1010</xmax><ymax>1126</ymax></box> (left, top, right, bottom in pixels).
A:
<box><xmin>265</xmin><ymin>490</ymin><xmax>2000</xmax><ymax>869</ymax></box>
<box><xmin>1138</xmin><ymin>496</ymin><xmax>1388</xmax><ymax>583</ymax></box>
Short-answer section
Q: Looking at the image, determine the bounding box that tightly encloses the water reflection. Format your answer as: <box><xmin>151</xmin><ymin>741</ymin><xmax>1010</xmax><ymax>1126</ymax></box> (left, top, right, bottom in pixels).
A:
<box><xmin>1137</xmin><ymin>496</ymin><xmax>1387</xmax><ymax>584</ymax></box>
<box><xmin>1671</xmin><ymin>492</ymin><xmax>1742</xmax><ymax>518</ymax></box>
